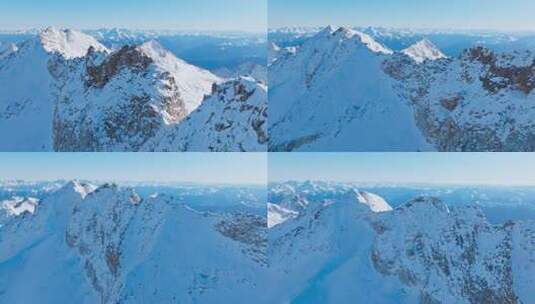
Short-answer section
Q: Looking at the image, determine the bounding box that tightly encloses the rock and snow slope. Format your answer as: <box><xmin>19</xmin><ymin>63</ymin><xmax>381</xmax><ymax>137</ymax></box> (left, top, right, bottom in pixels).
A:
<box><xmin>268</xmin><ymin>181</ymin><xmax>535</xmax><ymax>303</ymax></box>
<box><xmin>143</xmin><ymin>77</ymin><xmax>267</xmax><ymax>152</ymax></box>
<box><xmin>0</xmin><ymin>181</ymin><xmax>268</xmax><ymax>304</ymax></box>
<box><xmin>0</xmin><ymin>27</ymin><xmax>108</xmax><ymax>151</ymax></box>
<box><xmin>52</xmin><ymin>40</ymin><xmax>220</xmax><ymax>151</ymax></box>
<box><xmin>270</xmin><ymin>26</ymin><xmax>535</xmax><ymax>151</ymax></box>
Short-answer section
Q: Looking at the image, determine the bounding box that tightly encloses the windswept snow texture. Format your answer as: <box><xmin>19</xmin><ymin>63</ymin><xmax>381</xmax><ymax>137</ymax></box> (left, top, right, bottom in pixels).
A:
<box><xmin>0</xmin><ymin>181</ymin><xmax>268</xmax><ymax>304</ymax></box>
<box><xmin>0</xmin><ymin>28</ymin><xmax>266</xmax><ymax>151</ymax></box>
<box><xmin>268</xmin><ymin>181</ymin><xmax>535</xmax><ymax>303</ymax></box>
<box><xmin>269</xmin><ymin>26</ymin><xmax>535</xmax><ymax>152</ymax></box>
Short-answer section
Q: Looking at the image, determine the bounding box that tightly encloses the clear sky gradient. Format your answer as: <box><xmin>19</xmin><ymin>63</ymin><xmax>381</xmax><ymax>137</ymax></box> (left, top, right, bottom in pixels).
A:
<box><xmin>269</xmin><ymin>153</ymin><xmax>535</xmax><ymax>186</ymax></box>
<box><xmin>0</xmin><ymin>153</ymin><xmax>266</xmax><ymax>185</ymax></box>
<box><xmin>0</xmin><ymin>0</ymin><xmax>266</xmax><ymax>31</ymax></box>
<box><xmin>269</xmin><ymin>0</ymin><xmax>535</xmax><ymax>31</ymax></box>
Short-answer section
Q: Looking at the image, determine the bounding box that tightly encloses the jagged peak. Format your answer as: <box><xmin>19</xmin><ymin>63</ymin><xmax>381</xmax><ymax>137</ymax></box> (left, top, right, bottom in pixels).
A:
<box><xmin>137</xmin><ymin>39</ymin><xmax>170</xmax><ymax>59</ymax></box>
<box><xmin>318</xmin><ymin>25</ymin><xmax>335</xmax><ymax>36</ymax></box>
<box><xmin>355</xmin><ymin>190</ymin><xmax>393</xmax><ymax>213</ymax></box>
<box><xmin>58</xmin><ymin>180</ymin><xmax>96</xmax><ymax>199</ymax></box>
<box><xmin>38</xmin><ymin>27</ymin><xmax>108</xmax><ymax>59</ymax></box>
<box><xmin>402</xmin><ymin>38</ymin><xmax>446</xmax><ymax>63</ymax></box>
<box><xmin>312</xmin><ymin>26</ymin><xmax>393</xmax><ymax>55</ymax></box>
<box><xmin>209</xmin><ymin>76</ymin><xmax>265</xmax><ymax>99</ymax></box>
<box><xmin>400</xmin><ymin>196</ymin><xmax>450</xmax><ymax>213</ymax></box>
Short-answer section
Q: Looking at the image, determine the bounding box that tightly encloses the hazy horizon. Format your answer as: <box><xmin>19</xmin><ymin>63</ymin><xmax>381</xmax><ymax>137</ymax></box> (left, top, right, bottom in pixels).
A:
<box><xmin>0</xmin><ymin>153</ymin><xmax>267</xmax><ymax>185</ymax></box>
<box><xmin>0</xmin><ymin>0</ymin><xmax>266</xmax><ymax>32</ymax></box>
<box><xmin>269</xmin><ymin>153</ymin><xmax>535</xmax><ymax>186</ymax></box>
<box><xmin>269</xmin><ymin>0</ymin><xmax>535</xmax><ymax>32</ymax></box>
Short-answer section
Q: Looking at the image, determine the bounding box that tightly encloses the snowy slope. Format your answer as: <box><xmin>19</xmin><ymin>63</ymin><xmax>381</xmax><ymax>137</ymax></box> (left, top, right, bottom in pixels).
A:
<box><xmin>52</xmin><ymin>40</ymin><xmax>221</xmax><ymax>151</ymax></box>
<box><xmin>143</xmin><ymin>77</ymin><xmax>267</xmax><ymax>152</ymax></box>
<box><xmin>0</xmin><ymin>181</ymin><xmax>268</xmax><ymax>304</ymax></box>
<box><xmin>0</xmin><ymin>28</ymin><xmax>107</xmax><ymax>151</ymax></box>
<box><xmin>268</xmin><ymin>181</ymin><xmax>535</xmax><ymax>303</ymax></box>
<box><xmin>269</xmin><ymin>26</ymin><xmax>432</xmax><ymax>151</ymax></box>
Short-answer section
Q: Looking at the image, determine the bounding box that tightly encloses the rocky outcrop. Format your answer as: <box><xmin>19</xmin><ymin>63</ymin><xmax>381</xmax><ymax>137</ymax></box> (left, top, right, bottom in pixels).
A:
<box><xmin>370</xmin><ymin>197</ymin><xmax>527</xmax><ymax>303</ymax></box>
<box><xmin>51</xmin><ymin>41</ymin><xmax>213</xmax><ymax>151</ymax></box>
<box><xmin>384</xmin><ymin>45</ymin><xmax>535</xmax><ymax>152</ymax></box>
<box><xmin>143</xmin><ymin>77</ymin><xmax>268</xmax><ymax>152</ymax></box>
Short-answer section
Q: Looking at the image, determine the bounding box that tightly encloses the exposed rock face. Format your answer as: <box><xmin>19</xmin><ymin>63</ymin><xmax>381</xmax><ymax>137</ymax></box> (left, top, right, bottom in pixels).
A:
<box><xmin>370</xmin><ymin>197</ymin><xmax>529</xmax><ymax>303</ymax></box>
<box><xmin>51</xmin><ymin>41</ymin><xmax>218</xmax><ymax>151</ymax></box>
<box><xmin>143</xmin><ymin>77</ymin><xmax>268</xmax><ymax>152</ymax></box>
<box><xmin>85</xmin><ymin>45</ymin><xmax>154</xmax><ymax>89</ymax></box>
<box><xmin>384</xmin><ymin>45</ymin><xmax>535</xmax><ymax>152</ymax></box>
<box><xmin>267</xmin><ymin>181</ymin><xmax>535</xmax><ymax>304</ymax></box>
<box><xmin>216</xmin><ymin>213</ymin><xmax>267</xmax><ymax>266</ymax></box>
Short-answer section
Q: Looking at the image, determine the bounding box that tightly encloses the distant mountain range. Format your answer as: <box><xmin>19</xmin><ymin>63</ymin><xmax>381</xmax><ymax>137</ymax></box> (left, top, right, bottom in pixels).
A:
<box><xmin>268</xmin><ymin>181</ymin><xmax>535</xmax><ymax>303</ymax></box>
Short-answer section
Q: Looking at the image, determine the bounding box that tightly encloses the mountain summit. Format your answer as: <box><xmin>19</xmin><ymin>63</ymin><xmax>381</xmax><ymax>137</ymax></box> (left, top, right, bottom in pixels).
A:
<box><xmin>401</xmin><ymin>38</ymin><xmax>446</xmax><ymax>63</ymax></box>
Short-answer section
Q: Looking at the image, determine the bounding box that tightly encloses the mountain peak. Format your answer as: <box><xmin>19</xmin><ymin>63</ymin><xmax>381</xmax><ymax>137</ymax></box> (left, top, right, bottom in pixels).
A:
<box><xmin>59</xmin><ymin>180</ymin><xmax>96</xmax><ymax>199</ymax></box>
<box><xmin>401</xmin><ymin>196</ymin><xmax>450</xmax><ymax>213</ymax></box>
<box><xmin>321</xmin><ymin>26</ymin><xmax>393</xmax><ymax>55</ymax></box>
<box><xmin>38</xmin><ymin>27</ymin><xmax>108</xmax><ymax>59</ymax></box>
<box><xmin>318</xmin><ymin>25</ymin><xmax>335</xmax><ymax>36</ymax></box>
<box><xmin>355</xmin><ymin>190</ymin><xmax>393</xmax><ymax>213</ymax></box>
<box><xmin>402</xmin><ymin>38</ymin><xmax>446</xmax><ymax>63</ymax></box>
<box><xmin>137</xmin><ymin>39</ymin><xmax>168</xmax><ymax>59</ymax></box>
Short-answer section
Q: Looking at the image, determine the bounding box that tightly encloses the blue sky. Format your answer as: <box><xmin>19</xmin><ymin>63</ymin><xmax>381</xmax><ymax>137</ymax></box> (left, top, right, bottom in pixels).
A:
<box><xmin>0</xmin><ymin>153</ymin><xmax>267</xmax><ymax>184</ymax></box>
<box><xmin>269</xmin><ymin>0</ymin><xmax>535</xmax><ymax>31</ymax></box>
<box><xmin>0</xmin><ymin>0</ymin><xmax>266</xmax><ymax>31</ymax></box>
<box><xmin>269</xmin><ymin>153</ymin><xmax>535</xmax><ymax>186</ymax></box>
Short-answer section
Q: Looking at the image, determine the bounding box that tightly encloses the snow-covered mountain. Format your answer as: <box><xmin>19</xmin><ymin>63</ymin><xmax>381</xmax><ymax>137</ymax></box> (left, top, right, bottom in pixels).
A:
<box><xmin>52</xmin><ymin>39</ymin><xmax>220</xmax><ymax>151</ymax></box>
<box><xmin>401</xmin><ymin>39</ymin><xmax>447</xmax><ymax>63</ymax></box>
<box><xmin>269</xmin><ymin>26</ymin><xmax>431</xmax><ymax>151</ymax></box>
<box><xmin>0</xmin><ymin>27</ymin><xmax>108</xmax><ymax>151</ymax></box>
<box><xmin>269</xmin><ymin>26</ymin><xmax>535</xmax><ymax>151</ymax></box>
<box><xmin>0</xmin><ymin>27</ymin><xmax>266</xmax><ymax>151</ymax></box>
<box><xmin>0</xmin><ymin>181</ymin><xmax>268</xmax><ymax>303</ymax></box>
<box><xmin>143</xmin><ymin>77</ymin><xmax>267</xmax><ymax>152</ymax></box>
<box><xmin>268</xmin><ymin>181</ymin><xmax>535</xmax><ymax>303</ymax></box>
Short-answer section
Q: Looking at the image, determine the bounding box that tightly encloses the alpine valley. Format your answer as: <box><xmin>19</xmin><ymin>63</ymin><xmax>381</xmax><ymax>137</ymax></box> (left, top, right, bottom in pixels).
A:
<box><xmin>0</xmin><ymin>28</ymin><xmax>267</xmax><ymax>151</ymax></box>
<box><xmin>269</xmin><ymin>26</ymin><xmax>535</xmax><ymax>151</ymax></box>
